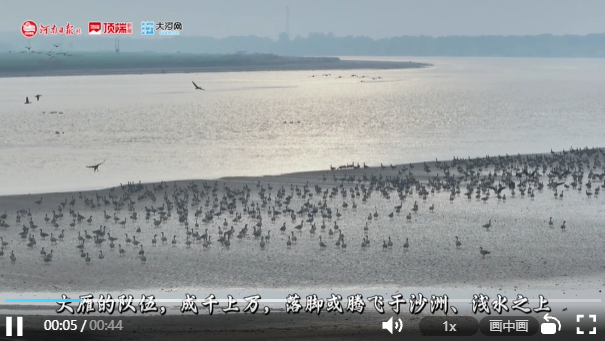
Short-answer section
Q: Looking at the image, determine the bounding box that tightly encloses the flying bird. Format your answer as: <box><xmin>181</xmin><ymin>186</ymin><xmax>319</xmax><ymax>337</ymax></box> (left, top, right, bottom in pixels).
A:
<box><xmin>24</xmin><ymin>97</ymin><xmax>31</xmax><ymax>104</ymax></box>
<box><xmin>35</xmin><ymin>94</ymin><xmax>42</xmax><ymax>101</ymax></box>
<box><xmin>53</xmin><ymin>44</ymin><xmax>60</xmax><ymax>48</ymax></box>
<box><xmin>192</xmin><ymin>81</ymin><xmax>204</xmax><ymax>90</ymax></box>
<box><xmin>86</xmin><ymin>159</ymin><xmax>106</xmax><ymax>172</ymax></box>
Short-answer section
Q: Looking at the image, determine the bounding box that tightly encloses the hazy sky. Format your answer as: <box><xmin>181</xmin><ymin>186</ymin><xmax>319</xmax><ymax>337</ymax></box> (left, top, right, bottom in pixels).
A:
<box><xmin>3</xmin><ymin>0</ymin><xmax>604</xmax><ymax>39</ymax></box>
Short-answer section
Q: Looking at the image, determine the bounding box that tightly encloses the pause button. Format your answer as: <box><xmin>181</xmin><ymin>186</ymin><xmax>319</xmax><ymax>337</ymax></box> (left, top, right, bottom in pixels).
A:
<box><xmin>5</xmin><ymin>316</ymin><xmax>23</xmax><ymax>336</ymax></box>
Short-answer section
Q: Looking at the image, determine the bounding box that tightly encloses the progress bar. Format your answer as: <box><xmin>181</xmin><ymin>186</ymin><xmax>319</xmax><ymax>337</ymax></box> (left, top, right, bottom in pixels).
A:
<box><xmin>5</xmin><ymin>299</ymin><xmax>82</xmax><ymax>303</ymax></box>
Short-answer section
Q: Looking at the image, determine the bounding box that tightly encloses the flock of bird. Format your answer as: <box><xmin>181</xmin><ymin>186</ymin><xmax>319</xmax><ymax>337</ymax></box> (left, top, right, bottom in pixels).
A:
<box><xmin>0</xmin><ymin>147</ymin><xmax>603</xmax><ymax>268</ymax></box>
<box><xmin>309</xmin><ymin>73</ymin><xmax>383</xmax><ymax>83</ymax></box>
<box><xmin>11</xmin><ymin>43</ymin><xmax>69</xmax><ymax>106</ymax></box>
<box><xmin>276</xmin><ymin>73</ymin><xmax>384</xmax><ymax>125</ymax></box>
<box><xmin>8</xmin><ymin>43</ymin><xmax>71</xmax><ymax>60</ymax></box>
<box><xmin>24</xmin><ymin>94</ymin><xmax>42</xmax><ymax>105</ymax></box>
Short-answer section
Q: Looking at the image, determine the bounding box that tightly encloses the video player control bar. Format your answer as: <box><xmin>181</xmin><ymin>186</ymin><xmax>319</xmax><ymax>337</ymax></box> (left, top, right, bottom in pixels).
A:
<box><xmin>381</xmin><ymin>314</ymin><xmax>599</xmax><ymax>336</ymax></box>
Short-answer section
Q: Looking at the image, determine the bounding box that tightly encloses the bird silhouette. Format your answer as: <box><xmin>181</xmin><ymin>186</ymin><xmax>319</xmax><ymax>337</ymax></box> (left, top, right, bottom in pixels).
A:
<box><xmin>86</xmin><ymin>159</ymin><xmax>106</xmax><ymax>172</ymax></box>
<box><xmin>488</xmin><ymin>185</ymin><xmax>506</xmax><ymax>194</ymax></box>
<box><xmin>35</xmin><ymin>94</ymin><xmax>42</xmax><ymax>101</ymax></box>
<box><xmin>192</xmin><ymin>81</ymin><xmax>204</xmax><ymax>90</ymax></box>
<box><xmin>24</xmin><ymin>97</ymin><xmax>31</xmax><ymax>104</ymax></box>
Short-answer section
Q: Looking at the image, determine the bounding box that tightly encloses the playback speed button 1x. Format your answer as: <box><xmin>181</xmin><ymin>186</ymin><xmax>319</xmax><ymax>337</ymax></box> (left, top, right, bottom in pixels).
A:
<box><xmin>419</xmin><ymin>316</ymin><xmax>479</xmax><ymax>336</ymax></box>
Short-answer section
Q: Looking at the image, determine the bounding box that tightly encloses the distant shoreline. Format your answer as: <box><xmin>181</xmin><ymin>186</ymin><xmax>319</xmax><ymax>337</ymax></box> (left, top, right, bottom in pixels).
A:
<box><xmin>0</xmin><ymin>54</ymin><xmax>431</xmax><ymax>78</ymax></box>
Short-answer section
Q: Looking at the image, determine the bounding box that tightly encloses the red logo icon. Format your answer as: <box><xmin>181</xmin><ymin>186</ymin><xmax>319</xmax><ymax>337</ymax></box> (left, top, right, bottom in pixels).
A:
<box><xmin>88</xmin><ymin>21</ymin><xmax>102</xmax><ymax>35</ymax></box>
<box><xmin>21</xmin><ymin>20</ymin><xmax>37</xmax><ymax>38</ymax></box>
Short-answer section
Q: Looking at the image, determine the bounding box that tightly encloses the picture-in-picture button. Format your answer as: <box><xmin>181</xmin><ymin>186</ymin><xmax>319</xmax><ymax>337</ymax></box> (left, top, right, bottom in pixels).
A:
<box><xmin>480</xmin><ymin>316</ymin><xmax>539</xmax><ymax>336</ymax></box>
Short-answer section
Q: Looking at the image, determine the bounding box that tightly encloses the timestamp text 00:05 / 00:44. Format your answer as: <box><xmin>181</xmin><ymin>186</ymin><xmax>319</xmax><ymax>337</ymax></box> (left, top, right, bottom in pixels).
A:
<box><xmin>43</xmin><ymin>319</ymin><xmax>123</xmax><ymax>331</ymax></box>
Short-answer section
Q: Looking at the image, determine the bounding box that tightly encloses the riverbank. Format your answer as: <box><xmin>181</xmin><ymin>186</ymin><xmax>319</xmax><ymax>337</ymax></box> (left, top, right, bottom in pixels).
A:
<box><xmin>0</xmin><ymin>52</ymin><xmax>431</xmax><ymax>78</ymax></box>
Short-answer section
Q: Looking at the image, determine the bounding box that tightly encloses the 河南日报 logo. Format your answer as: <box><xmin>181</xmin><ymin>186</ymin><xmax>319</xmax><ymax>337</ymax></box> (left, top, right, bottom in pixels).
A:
<box><xmin>21</xmin><ymin>20</ymin><xmax>37</xmax><ymax>38</ymax></box>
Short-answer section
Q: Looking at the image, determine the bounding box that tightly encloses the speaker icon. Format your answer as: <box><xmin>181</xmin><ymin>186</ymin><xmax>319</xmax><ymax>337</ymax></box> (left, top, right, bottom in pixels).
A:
<box><xmin>382</xmin><ymin>317</ymin><xmax>393</xmax><ymax>334</ymax></box>
<box><xmin>382</xmin><ymin>317</ymin><xmax>403</xmax><ymax>334</ymax></box>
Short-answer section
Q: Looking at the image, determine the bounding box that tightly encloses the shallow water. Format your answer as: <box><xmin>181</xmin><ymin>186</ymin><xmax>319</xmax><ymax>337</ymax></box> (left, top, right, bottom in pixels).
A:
<box><xmin>1</xmin><ymin>57</ymin><xmax>605</xmax><ymax>195</ymax></box>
